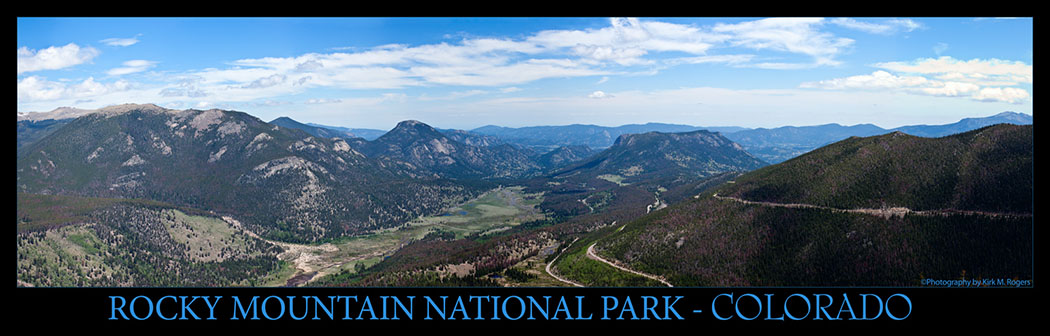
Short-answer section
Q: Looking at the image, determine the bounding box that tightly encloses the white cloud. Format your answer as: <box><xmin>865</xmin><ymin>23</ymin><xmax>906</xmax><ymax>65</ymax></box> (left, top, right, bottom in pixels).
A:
<box><xmin>22</xmin><ymin>18</ymin><xmax>957</xmax><ymax>114</ymax></box>
<box><xmin>304</xmin><ymin>98</ymin><xmax>341</xmax><ymax>104</ymax></box>
<box><xmin>588</xmin><ymin>91</ymin><xmax>612</xmax><ymax>99</ymax></box>
<box><xmin>918</xmin><ymin>81</ymin><xmax>980</xmax><ymax>97</ymax></box>
<box><xmin>17</xmin><ymin>76</ymin><xmax>129</xmax><ymax>102</ymax></box>
<box><xmin>242</xmin><ymin>74</ymin><xmax>287</xmax><ymax>89</ymax></box>
<box><xmin>874</xmin><ymin>57</ymin><xmax>1032</xmax><ymax>84</ymax></box>
<box><xmin>452</xmin><ymin>89</ymin><xmax>488</xmax><ymax>98</ymax></box>
<box><xmin>294</xmin><ymin>60</ymin><xmax>323</xmax><ymax>72</ymax></box>
<box><xmin>526</xmin><ymin>17</ymin><xmax>720</xmax><ymax>66</ymax></box>
<box><xmin>973</xmin><ymin>87</ymin><xmax>1030</xmax><ymax>103</ymax></box>
<box><xmin>17</xmin><ymin>76</ymin><xmax>66</xmax><ymax>101</ymax></box>
<box><xmin>673</xmin><ymin>54</ymin><xmax>755</xmax><ymax>66</ymax></box>
<box><xmin>107</xmin><ymin>60</ymin><xmax>157</xmax><ymax>76</ymax></box>
<box><xmin>172</xmin><ymin>17</ymin><xmax>867</xmax><ymax>101</ymax></box>
<box><xmin>800</xmin><ymin>70</ymin><xmax>930</xmax><ymax>90</ymax></box>
<box><xmin>100</xmin><ymin>35</ymin><xmax>141</xmax><ymax>47</ymax></box>
<box><xmin>712</xmin><ymin>18</ymin><xmax>853</xmax><ymax>67</ymax></box>
<box><xmin>159</xmin><ymin>80</ymin><xmax>208</xmax><ymax>98</ymax></box>
<box><xmin>250</xmin><ymin>100</ymin><xmax>292</xmax><ymax>107</ymax></box>
<box><xmin>830</xmin><ymin>18</ymin><xmax>923</xmax><ymax>35</ymax></box>
<box><xmin>17</xmin><ymin>43</ymin><xmax>101</xmax><ymax>74</ymax></box>
<box><xmin>802</xmin><ymin>57</ymin><xmax>1032</xmax><ymax>104</ymax></box>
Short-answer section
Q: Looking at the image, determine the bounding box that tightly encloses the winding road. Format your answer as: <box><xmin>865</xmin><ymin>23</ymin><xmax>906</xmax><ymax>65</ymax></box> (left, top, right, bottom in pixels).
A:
<box><xmin>586</xmin><ymin>242</ymin><xmax>673</xmax><ymax>287</ymax></box>
<box><xmin>222</xmin><ymin>216</ymin><xmax>382</xmax><ymax>286</ymax></box>
<box><xmin>711</xmin><ymin>193</ymin><xmax>1030</xmax><ymax>219</ymax></box>
<box><xmin>545</xmin><ymin>238</ymin><xmax>584</xmax><ymax>287</ymax></box>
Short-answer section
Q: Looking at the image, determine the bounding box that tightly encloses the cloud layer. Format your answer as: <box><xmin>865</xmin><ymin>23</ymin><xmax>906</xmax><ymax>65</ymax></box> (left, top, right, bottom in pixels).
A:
<box><xmin>17</xmin><ymin>43</ymin><xmax>100</xmax><ymax>74</ymax></box>
<box><xmin>15</xmin><ymin>18</ymin><xmax>1031</xmax><ymax>121</ymax></box>
<box><xmin>801</xmin><ymin>57</ymin><xmax>1031</xmax><ymax>104</ymax></box>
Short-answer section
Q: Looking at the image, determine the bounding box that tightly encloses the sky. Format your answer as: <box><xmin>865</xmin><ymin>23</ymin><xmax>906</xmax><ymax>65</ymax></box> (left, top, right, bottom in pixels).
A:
<box><xmin>16</xmin><ymin>17</ymin><xmax>1033</xmax><ymax>130</ymax></box>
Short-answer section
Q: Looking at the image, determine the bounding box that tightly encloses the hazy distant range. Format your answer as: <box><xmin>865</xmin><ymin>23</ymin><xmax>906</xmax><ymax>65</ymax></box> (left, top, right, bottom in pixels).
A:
<box><xmin>306</xmin><ymin>111</ymin><xmax>1032</xmax><ymax>163</ymax></box>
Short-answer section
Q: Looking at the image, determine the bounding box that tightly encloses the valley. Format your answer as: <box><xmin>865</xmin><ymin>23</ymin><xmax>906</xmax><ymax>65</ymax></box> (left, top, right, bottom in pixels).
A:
<box><xmin>226</xmin><ymin>186</ymin><xmax>546</xmax><ymax>286</ymax></box>
<box><xmin>15</xmin><ymin>104</ymin><xmax>1033</xmax><ymax>288</ymax></box>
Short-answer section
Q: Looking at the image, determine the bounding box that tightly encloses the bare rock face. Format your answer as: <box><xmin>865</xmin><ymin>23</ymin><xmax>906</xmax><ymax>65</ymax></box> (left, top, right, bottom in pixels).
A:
<box><xmin>362</xmin><ymin>120</ymin><xmax>541</xmax><ymax>179</ymax></box>
<box><xmin>17</xmin><ymin>104</ymin><xmax>484</xmax><ymax>243</ymax></box>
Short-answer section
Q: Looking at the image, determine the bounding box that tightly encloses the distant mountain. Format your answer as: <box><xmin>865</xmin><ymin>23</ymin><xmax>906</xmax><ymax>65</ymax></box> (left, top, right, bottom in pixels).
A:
<box><xmin>440</xmin><ymin>129</ymin><xmax>505</xmax><ymax>147</ymax></box>
<box><xmin>17</xmin><ymin>106</ymin><xmax>96</xmax><ymax>122</ymax></box>
<box><xmin>270</xmin><ymin>116</ymin><xmax>356</xmax><ymax>139</ymax></box>
<box><xmin>553</xmin><ymin>130</ymin><xmax>767</xmax><ymax>185</ymax></box>
<box><xmin>724</xmin><ymin>123</ymin><xmax>889</xmax><ymax>164</ymax></box>
<box><xmin>726</xmin><ymin>123</ymin><xmax>886</xmax><ymax>149</ymax></box>
<box><xmin>725</xmin><ymin>112</ymin><xmax>1033</xmax><ymax>163</ymax></box>
<box><xmin>17</xmin><ymin>107</ymin><xmax>99</xmax><ymax>151</ymax></box>
<box><xmin>305</xmin><ymin>123</ymin><xmax>387</xmax><ymax>140</ymax></box>
<box><xmin>17</xmin><ymin>104</ymin><xmax>480</xmax><ymax>243</ymax></box>
<box><xmin>362</xmin><ymin>120</ymin><xmax>542</xmax><ymax>179</ymax></box>
<box><xmin>471</xmin><ymin>122</ymin><xmax>742</xmax><ymax>150</ymax></box>
<box><xmin>890</xmin><ymin>111</ymin><xmax>1032</xmax><ymax>138</ymax></box>
<box><xmin>536</xmin><ymin>145</ymin><xmax>597</xmax><ymax>169</ymax></box>
<box><xmin>598</xmin><ymin>124</ymin><xmax>1032</xmax><ymax>286</ymax></box>
<box><xmin>18</xmin><ymin>118</ymin><xmax>74</xmax><ymax>152</ymax></box>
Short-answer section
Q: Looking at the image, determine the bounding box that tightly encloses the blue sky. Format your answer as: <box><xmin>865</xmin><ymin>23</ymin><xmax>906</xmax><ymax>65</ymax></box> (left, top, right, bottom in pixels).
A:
<box><xmin>17</xmin><ymin>17</ymin><xmax>1033</xmax><ymax>130</ymax></box>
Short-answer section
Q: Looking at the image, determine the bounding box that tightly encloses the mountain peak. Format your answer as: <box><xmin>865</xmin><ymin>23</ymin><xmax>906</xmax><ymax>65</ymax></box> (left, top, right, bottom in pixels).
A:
<box><xmin>97</xmin><ymin>103</ymin><xmax>171</xmax><ymax>116</ymax></box>
<box><xmin>388</xmin><ymin>120</ymin><xmax>440</xmax><ymax>134</ymax></box>
<box><xmin>396</xmin><ymin>120</ymin><xmax>427</xmax><ymax>128</ymax></box>
<box><xmin>990</xmin><ymin>111</ymin><xmax>1032</xmax><ymax>121</ymax></box>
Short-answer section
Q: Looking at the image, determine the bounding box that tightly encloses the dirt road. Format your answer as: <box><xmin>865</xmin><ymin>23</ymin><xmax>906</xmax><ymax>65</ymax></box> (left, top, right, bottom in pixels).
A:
<box><xmin>711</xmin><ymin>194</ymin><xmax>1029</xmax><ymax>219</ymax></box>
<box><xmin>545</xmin><ymin>238</ymin><xmax>584</xmax><ymax>287</ymax></box>
<box><xmin>586</xmin><ymin>242</ymin><xmax>673</xmax><ymax>287</ymax></box>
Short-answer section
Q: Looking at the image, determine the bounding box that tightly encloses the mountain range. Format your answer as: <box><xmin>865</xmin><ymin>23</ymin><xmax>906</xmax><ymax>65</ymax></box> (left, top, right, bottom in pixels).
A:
<box><xmin>304</xmin><ymin>111</ymin><xmax>1031</xmax><ymax>163</ymax></box>
<box><xmin>16</xmin><ymin>104</ymin><xmax>1033</xmax><ymax>288</ymax></box>
<box><xmin>469</xmin><ymin>123</ymin><xmax>744</xmax><ymax>151</ymax></box>
<box><xmin>723</xmin><ymin>111</ymin><xmax>1033</xmax><ymax>163</ymax></box>
<box><xmin>21</xmin><ymin>105</ymin><xmax>1031</xmax><ymax>165</ymax></box>
<box><xmin>16</xmin><ymin>104</ymin><xmax>483</xmax><ymax>243</ymax></box>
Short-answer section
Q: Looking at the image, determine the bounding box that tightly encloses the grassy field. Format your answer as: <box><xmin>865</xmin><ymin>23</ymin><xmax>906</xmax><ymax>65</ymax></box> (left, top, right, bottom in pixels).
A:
<box><xmin>297</xmin><ymin>186</ymin><xmax>546</xmax><ymax>285</ymax></box>
<box><xmin>17</xmin><ymin>224</ymin><xmax>126</xmax><ymax>286</ymax></box>
<box><xmin>165</xmin><ymin>209</ymin><xmax>268</xmax><ymax>262</ymax></box>
<box><xmin>597</xmin><ymin>174</ymin><xmax>629</xmax><ymax>186</ymax></box>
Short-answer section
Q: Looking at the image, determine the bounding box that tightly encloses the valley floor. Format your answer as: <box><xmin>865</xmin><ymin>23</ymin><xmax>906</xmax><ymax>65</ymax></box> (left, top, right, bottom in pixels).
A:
<box><xmin>231</xmin><ymin>186</ymin><xmax>546</xmax><ymax>286</ymax></box>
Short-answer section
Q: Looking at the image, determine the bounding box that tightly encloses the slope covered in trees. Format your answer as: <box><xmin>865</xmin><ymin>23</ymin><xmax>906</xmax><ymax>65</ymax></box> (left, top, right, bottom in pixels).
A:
<box><xmin>596</xmin><ymin>124</ymin><xmax>1033</xmax><ymax>286</ymax></box>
